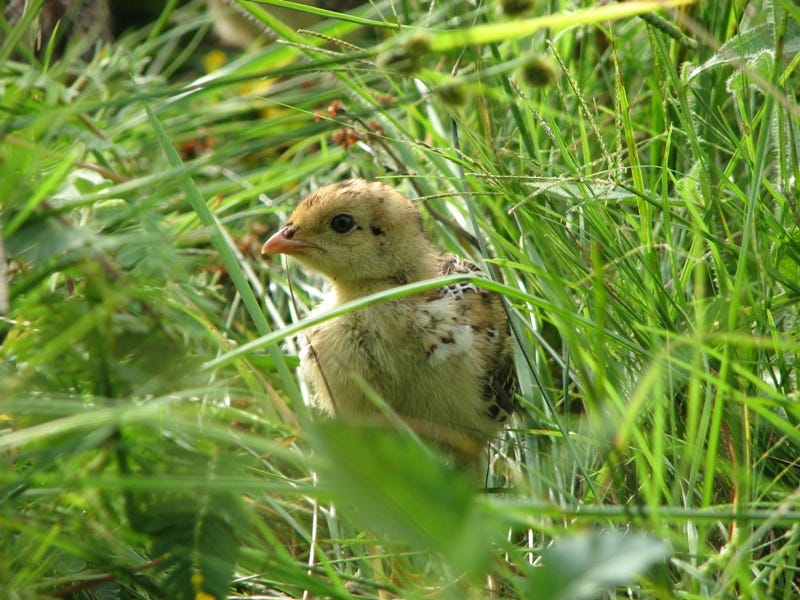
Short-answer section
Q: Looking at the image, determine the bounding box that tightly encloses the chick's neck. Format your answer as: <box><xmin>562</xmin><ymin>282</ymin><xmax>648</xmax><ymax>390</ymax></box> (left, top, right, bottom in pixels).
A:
<box><xmin>330</xmin><ymin>251</ymin><xmax>441</xmax><ymax>305</ymax></box>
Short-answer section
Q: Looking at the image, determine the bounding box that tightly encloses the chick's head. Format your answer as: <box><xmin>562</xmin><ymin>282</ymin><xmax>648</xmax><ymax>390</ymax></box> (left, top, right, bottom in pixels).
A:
<box><xmin>262</xmin><ymin>180</ymin><xmax>436</xmax><ymax>288</ymax></box>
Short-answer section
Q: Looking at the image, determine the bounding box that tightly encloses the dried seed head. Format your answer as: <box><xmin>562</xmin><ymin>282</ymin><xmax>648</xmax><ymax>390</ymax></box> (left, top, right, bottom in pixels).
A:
<box><xmin>376</xmin><ymin>30</ymin><xmax>432</xmax><ymax>75</ymax></box>
<box><xmin>499</xmin><ymin>0</ymin><xmax>535</xmax><ymax>17</ymax></box>
<box><xmin>519</xmin><ymin>54</ymin><xmax>557</xmax><ymax>88</ymax></box>
<box><xmin>435</xmin><ymin>79</ymin><xmax>468</xmax><ymax>107</ymax></box>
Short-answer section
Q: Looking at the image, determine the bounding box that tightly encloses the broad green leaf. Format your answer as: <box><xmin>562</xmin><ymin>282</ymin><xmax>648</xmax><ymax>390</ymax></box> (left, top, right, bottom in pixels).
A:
<box><xmin>525</xmin><ymin>531</ymin><xmax>670</xmax><ymax>600</ymax></box>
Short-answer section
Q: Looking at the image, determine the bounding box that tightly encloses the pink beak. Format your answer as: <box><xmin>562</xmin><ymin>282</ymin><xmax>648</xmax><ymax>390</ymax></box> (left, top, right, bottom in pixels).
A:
<box><xmin>261</xmin><ymin>227</ymin><xmax>318</xmax><ymax>256</ymax></box>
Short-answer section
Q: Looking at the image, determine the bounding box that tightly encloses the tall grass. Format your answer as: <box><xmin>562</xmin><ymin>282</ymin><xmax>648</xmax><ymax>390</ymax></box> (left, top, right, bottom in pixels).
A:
<box><xmin>1</xmin><ymin>0</ymin><xmax>798</xmax><ymax>597</ymax></box>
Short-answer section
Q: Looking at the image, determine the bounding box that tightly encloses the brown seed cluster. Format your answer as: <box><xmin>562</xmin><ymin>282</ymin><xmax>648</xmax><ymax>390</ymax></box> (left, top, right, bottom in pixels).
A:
<box><xmin>314</xmin><ymin>99</ymin><xmax>387</xmax><ymax>149</ymax></box>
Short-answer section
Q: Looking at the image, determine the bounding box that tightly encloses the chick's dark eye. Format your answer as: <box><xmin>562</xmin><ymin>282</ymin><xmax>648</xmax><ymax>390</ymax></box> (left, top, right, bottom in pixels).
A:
<box><xmin>330</xmin><ymin>213</ymin><xmax>355</xmax><ymax>234</ymax></box>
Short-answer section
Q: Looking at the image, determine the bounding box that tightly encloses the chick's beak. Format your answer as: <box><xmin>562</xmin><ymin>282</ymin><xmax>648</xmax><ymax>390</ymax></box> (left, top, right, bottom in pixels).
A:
<box><xmin>261</xmin><ymin>227</ymin><xmax>319</xmax><ymax>256</ymax></box>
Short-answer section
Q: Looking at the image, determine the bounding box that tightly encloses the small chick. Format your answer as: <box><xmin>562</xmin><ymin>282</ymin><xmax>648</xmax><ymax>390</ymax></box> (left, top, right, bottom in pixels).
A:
<box><xmin>262</xmin><ymin>179</ymin><xmax>516</xmax><ymax>464</ymax></box>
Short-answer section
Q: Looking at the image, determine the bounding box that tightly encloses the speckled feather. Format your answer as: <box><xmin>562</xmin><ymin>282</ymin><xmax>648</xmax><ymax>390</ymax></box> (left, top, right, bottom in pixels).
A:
<box><xmin>262</xmin><ymin>179</ymin><xmax>517</xmax><ymax>461</ymax></box>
